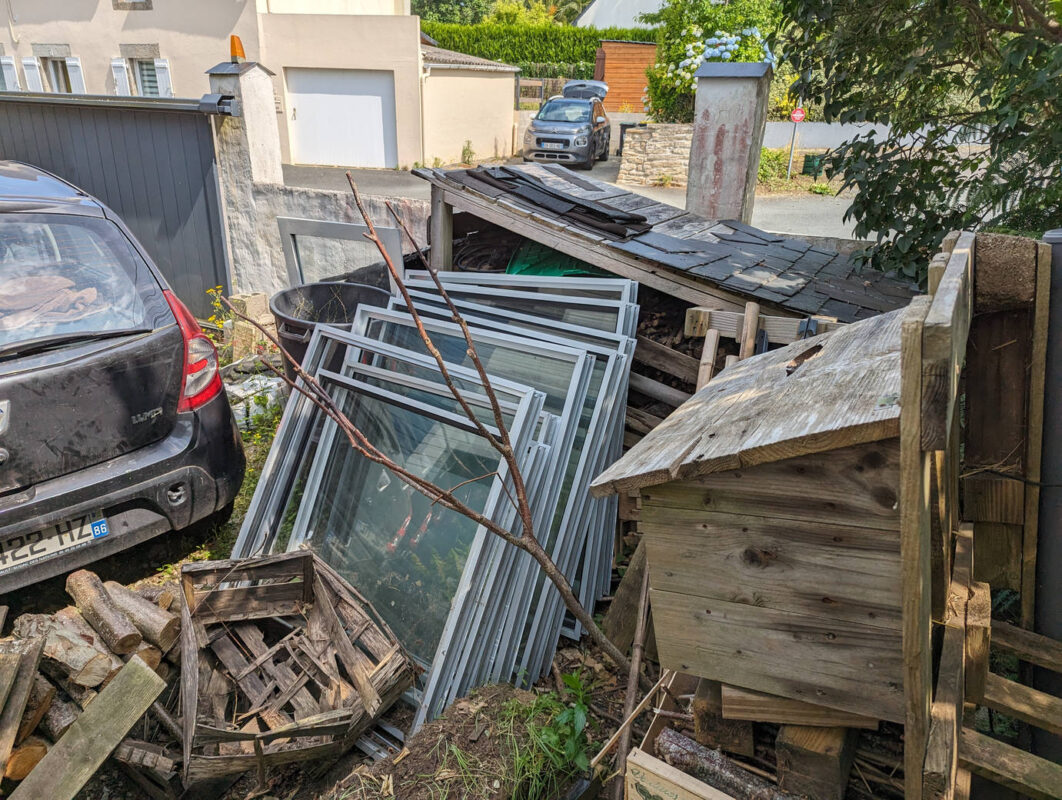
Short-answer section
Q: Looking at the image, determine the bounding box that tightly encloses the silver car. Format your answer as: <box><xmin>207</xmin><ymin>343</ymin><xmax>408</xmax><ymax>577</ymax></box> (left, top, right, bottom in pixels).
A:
<box><xmin>523</xmin><ymin>81</ymin><xmax>610</xmax><ymax>170</ymax></box>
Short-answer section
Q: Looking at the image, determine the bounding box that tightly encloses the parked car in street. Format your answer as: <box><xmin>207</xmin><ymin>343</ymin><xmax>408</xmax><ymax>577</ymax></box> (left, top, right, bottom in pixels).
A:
<box><xmin>522</xmin><ymin>80</ymin><xmax>611</xmax><ymax>170</ymax></box>
<box><xmin>0</xmin><ymin>161</ymin><xmax>245</xmax><ymax>593</ymax></box>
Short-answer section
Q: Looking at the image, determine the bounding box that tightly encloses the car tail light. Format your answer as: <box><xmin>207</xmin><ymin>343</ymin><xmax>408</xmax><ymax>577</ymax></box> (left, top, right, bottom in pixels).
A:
<box><xmin>164</xmin><ymin>290</ymin><xmax>223</xmax><ymax>413</ymax></box>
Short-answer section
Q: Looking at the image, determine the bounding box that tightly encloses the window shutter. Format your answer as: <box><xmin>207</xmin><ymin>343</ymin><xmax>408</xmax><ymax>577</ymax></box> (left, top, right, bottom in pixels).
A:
<box><xmin>65</xmin><ymin>57</ymin><xmax>87</xmax><ymax>93</ymax></box>
<box><xmin>153</xmin><ymin>58</ymin><xmax>172</xmax><ymax>97</ymax></box>
<box><xmin>111</xmin><ymin>58</ymin><xmax>132</xmax><ymax>95</ymax></box>
<box><xmin>0</xmin><ymin>57</ymin><xmax>19</xmax><ymax>91</ymax></box>
<box><xmin>21</xmin><ymin>58</ymin><xmax>43</xmax><ymax>92</ymax></box>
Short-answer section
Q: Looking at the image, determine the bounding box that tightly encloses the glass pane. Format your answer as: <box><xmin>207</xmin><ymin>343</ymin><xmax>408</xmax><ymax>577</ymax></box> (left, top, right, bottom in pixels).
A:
<box><xmin>136</xmin><ymin>60</ymin><xmax>159</xmax><ymax>96</ymax></box>
<box><xmin>297</xmin><ymin>390</ymin><xmax>500</xmax><ymax>665</ymax></box>
<box><xmin>421</xmin><ymin>287</ymin><xmax>622</xmax><ymax>333</ymax></box>
<box><xmin>293</xmin><ymin>235</ymin><xmax>383</xmax><ymax>284</ymax></box>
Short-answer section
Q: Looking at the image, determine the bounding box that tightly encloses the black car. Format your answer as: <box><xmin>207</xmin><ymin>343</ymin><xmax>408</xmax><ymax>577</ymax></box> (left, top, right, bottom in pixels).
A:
<box><xmin>0</xmin><ymin>161</ymin><xmax>245</xmax><ymax>592</ymax></box>
<box><xmin>522</xmin><ymin>80</ymin><xmax>611</xmax><ymax>169</ymax></box>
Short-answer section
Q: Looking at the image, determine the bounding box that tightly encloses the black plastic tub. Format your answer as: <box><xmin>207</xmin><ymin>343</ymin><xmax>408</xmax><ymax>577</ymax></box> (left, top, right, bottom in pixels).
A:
<box><xmin>269</xmin><ymin>282</ymin><xmax>390</xmax><ymax>382</ymax></box>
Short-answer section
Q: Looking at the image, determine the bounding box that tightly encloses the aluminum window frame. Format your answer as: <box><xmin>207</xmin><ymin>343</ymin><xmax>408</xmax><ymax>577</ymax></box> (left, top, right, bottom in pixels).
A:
<box><xmin>402</xmin><ymin>270</ymin><xmax>639</xmax><ymax>304</ymax></box>
<box><xmin>277</xmin><ymin>216</ymin><xmax>403</xmax><ymax>287</ymax></box>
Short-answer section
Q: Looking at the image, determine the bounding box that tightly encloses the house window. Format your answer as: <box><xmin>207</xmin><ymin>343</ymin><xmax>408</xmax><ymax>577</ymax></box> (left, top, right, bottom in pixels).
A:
<box><xmin>132</xmin><ymin>59</ymin><xmax>158</xmax><ymax>96</ymax></box>
<box><xmin>42</xmin><ymin>57</ymin><xmax>71</xmax><ymax>93</ymax></box>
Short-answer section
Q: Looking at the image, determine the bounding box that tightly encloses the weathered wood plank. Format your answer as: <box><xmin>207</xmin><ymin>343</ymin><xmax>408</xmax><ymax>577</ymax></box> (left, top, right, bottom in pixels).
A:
<box><xmin>429</xmin><ymin>184</ymin><xmax>453</xmax><ymax>270</ymax></box>
<box><xmin>992</xmin><ymin>620</ymin><xmax>1062</xmax><ymax>672</ymax></box>
<box><xmin>697</xmin><ymin>328</ymin><xmax>720</xmax><ymax>389</ymax></box>
<box><xmin>900</xmin><ymin>295</ymin><xmax>933</xmax><ymax>799</ymax></box>
<box><xmin>982</xmin><ymin>673</ymin><xmax>1062</xmax><ymax>737</ymax></box>
<box><xmin>685</xmin><ymin>307</ymin><xmax>843</xmax><ymax>344</ymax></box>
<box><xmin>640</xmin><ymin>507</ymin><xmax>901</xmax><ymax>629</ymax></box>
<box><xmin>959</xmin><ymin>727</ymin><xmax>1062</xmax><ymax>800</ymax></box>
<box><xmin>972</xmin><ymin>522</ymin><xmax>1021</xmax><ymax>590</ymax></box>
<box><xmin>0</xmin><ymin>638</ymin><xmax>44</xmax><ymax>777</ymax></box>
<box><xmin>602</xmin><ymin>539</ymin><xmax>646</xmax><ymax>654</ymax></box>
<box><xmin>651</xmin><ymin>588</ymin><xmax>904</xmax><ymax>723</ymax></box>
<box><xmin>964</xmin><ymin>581</ymin><xmax>991</xmax><ymax>703</ymax></box>
<box><xmin>720</xmin><ymin>685</ymin><xmax>879</xmax><ymax>729</ymax></box>
<box><xmin>639</xmin><ymin>441</ymin><xmax>901</xmax><ymax>531</ymax></box>
<box><xmin>635</xmin><ymin>335</ymin><xmax>699</xmax><ymax>385</ymax></box>
<box><xmin>693</xmin><ymin>680</ymin><xmax>755</xmax><ymax>756</ymax></box>
<box><xmin>10</xmin><ymin>657</ymin><xmax>164</xmax><ymax>800</ymax></box>
<box><xmin>738</xmin><ymin>302</ymin><xmax>761</xmax><ymax>360</ymax></box>
<box><xmin>961</xmin><ymin>475</ymin><xmax>1024</xmax><ymax>525</ymax></box>
<box><xmin>921</xmin><ymin>231</ymin><xmax>974</xmax><ymax>450</ymax></box>
<box><xmin>626</xmin><ymin>747</ymin><xmax>736</xmax><ymax>800</ymax></box>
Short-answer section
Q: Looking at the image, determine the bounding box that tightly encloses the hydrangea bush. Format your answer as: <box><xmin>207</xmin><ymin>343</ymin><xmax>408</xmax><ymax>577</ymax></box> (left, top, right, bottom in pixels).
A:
<box><xmin>640</xmin><ymin>0</ymin><xmax>780</xmax><ymax>123</ymax></box>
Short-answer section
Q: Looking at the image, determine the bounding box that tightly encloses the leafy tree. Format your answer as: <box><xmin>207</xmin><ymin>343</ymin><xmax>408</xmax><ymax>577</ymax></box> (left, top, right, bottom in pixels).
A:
<box><xmin>642</xmin><ymin>0</ymin><xmax>782</xmax><ymax>121</ymax></box>
<box><xmin>780</xmin><ymin>0</ymin><xmax>1062</xmax><ymax>281</ymax></box>
<box><xmin>485</xmin><ymin>0</ymin><xmax>558</xmax><ymax>25</ymax></box>
<box><xmin>412</xmin><ymin>0</ymin><xmax>494</xmax><ymax>25</ymax></box>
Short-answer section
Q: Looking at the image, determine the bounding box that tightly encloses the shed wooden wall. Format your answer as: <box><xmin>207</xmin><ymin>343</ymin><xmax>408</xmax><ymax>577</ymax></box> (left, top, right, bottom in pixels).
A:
<box><xmin>596</xmin><ymin>41</ymin><xmax>657</xmax><ymax>112</ymax></box>
<box><xmin>639</xmin><ymin>439</ymin><xmax>905</xmax><ymax>723</ymax></box>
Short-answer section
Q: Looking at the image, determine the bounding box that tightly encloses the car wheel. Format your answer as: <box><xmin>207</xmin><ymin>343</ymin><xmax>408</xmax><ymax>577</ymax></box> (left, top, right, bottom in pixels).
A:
<box><xmin>598</xmin><ymin>134</ymin><xmax>610</xmax><ymax>162</ymax></box>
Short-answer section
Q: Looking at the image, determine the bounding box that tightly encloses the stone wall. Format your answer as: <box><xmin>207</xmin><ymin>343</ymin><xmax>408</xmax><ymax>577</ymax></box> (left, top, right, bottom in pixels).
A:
<box><xmin>616</xmin><ymin>124</ymin><xmax>693</xmax><ymax>187</ymax></box>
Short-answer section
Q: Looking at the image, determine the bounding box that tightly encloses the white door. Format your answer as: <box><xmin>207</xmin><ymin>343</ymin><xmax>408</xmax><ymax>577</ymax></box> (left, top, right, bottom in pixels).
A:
<box><xmin>286</xmin><ymin>68</ymin><xmax>398</xmax><ymax>168</ymax></box>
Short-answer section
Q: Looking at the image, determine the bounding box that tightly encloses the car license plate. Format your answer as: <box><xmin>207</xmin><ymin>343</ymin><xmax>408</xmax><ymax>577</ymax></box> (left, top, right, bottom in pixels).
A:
<box><xmin>542</xmin><ymin>142</ymin><xmax>564</xmax><ymax>150</ymax></box>
<box><xmin>0</xmin><ymin>515</ymin><xmax>109</xmax><ymax>573</ymax></box>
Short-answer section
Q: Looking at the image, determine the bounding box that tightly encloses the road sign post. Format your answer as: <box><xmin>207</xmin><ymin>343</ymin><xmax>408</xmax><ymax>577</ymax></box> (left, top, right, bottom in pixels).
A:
<box><xmin>786</xmin><ymin>106</ymin><xmax>805</xmax><ymax>179</ymax></box>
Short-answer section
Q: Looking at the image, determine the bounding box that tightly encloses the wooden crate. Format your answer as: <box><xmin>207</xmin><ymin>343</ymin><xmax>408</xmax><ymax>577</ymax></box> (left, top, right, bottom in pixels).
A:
<box><xmin>177</xmin><ymin>552</ymin><xmax>414</xmax><ymax>785</ymax></box>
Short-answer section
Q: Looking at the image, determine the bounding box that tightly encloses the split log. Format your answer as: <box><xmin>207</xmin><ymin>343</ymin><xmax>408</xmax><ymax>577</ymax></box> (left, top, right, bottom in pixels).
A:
<box><xmin>126</xmin><ymin>642</ymin><xmax>163</xmax><ymax>671</ymax></box>
<box><xmin>135</xmin><ymin>583</ymin><xmax>178</xmax><ymax>612</ymax></box>
<box><xmin>38</xmin><ymin>695</ymin><xmax>79</xmax><ymax>741</ymax></box>
<box><xmin>15</xmin><ymin>676</ymin><xmax>55</xmax><ymax>745</ymax></box>
<box><xmin>0</xmin><ymin>637</ymin><xmax>45</xmax><ymax>778</ymax></box>
<box><xmin>12</xmin><ymin>615</ymin><xmax>112</xmax><ymax>688</ymax></box>
<box><xmin>65</xmin><ymin>571</ymin><xmax>141</xmax><ymax>655</ymax></box>
<box><xmin>4</xmin><ymin>735</ymin><xmax>48</xmax><ymax>781</ymax></box>
<box><xmin>104</xmin><ymin>582</ymin><xmax>180</xmax><ymax>652</ymax></box>
<box><xmin>656</xmin><ymin>727</ymin><xmax>802</xmax><ymax>800</ymax></box>
<box><xmin>53</xmin><ymin>607</ymin><xmax>124</xmax><ymax>681</ymax></box>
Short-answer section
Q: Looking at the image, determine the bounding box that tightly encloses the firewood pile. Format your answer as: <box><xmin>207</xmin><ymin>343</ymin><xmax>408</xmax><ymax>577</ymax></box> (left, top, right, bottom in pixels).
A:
<box><xmin>0</xmin><ymin>551</ymin><xmax>413</xmax><ymax>799</ymax></box>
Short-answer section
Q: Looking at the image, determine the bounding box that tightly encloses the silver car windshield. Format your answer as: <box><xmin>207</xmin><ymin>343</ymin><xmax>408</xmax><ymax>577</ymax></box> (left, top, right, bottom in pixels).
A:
<box><xmin>537</xmin><ymin>100</ymin><xmax>590</xmax><ymax>123</ymax></box>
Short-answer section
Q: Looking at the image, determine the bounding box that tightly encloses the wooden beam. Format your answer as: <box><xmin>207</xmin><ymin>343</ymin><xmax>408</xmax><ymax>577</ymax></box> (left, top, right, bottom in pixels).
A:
<box><xmin>921</xmin><ymin>232</ymin><xmax>974</xmax><ymax>450</ymax></box>
<box><xmin>692</xmin><ymin>680</ymin><xmax>754</xmax><ymax>757</ymax></box>
<box><xmin>1022</xmin><ymin>240</ymin><xmax>1052</xmax><ymax>627</ymax></box>
<box><xmin>923</xmin><ymin>524</ymin><xmax>973</xmax><ymax>800</ymax></box>
<box><xmin>964</xmin><ymin>582</ymin><xmax>991</xmax><ymax>704</ymax></box>
<box><xmin>982</xmin><ymin>673</ymin><xmax>1062</xmax><ymax>737</ymax></box>
<box><xmin>720</xmin><ymin>685</ymin><xmax>878</xmax><ymax>729</ymax></box>
<box><xmin>685</xmin><ymin>307</ymin><xmax>843</xmax><ymax>344</ymax></box>
<box><xmin>429</xmin><ymin>184</ymin><xmax>453</xmax><ymax>271</ymax></box>
<box><xmin>776</xmin><ymin>725</ymin><xmax>858</xmax><ymax>800</ymax></box>
<box><xmin>992</xmin><ymin>620</ymin><xmax>1062</xmax><ymax>672</ymax></box>
<box><xmin>697</xmin><ymin>329</ymin><xmax>720</xmax><ymax>389</ymax></box>
<box><xmin>10</xmin><ymin>657</ymin><xmax>165</xmax><ymax>800</ymax></box>
<box><xmin>900</xmin><ymin>296</ymin><xmax>933</xmax><ymax>799</ymax></box>
<box><xmin>628</xmin><ymin>372</ymin><xmax>692</xmax><ymax>408</ymax></box>
<box><xmin>635</xmin><ymin>335</ymin><xmax>699</xmax><ymax>385</ymax></box>
<box><xmin>739</xmin><ymin>302</ymin><xmax>761</xmax><ymax>360</ymax></box>
<box><xmin>959</xmin><ymin>727</ymin><xmax>1062</xmax><ymax>800</ymax></box>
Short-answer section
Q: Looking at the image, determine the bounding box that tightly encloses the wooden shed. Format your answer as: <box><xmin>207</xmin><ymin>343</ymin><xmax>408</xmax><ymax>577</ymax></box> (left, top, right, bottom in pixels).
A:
<box><xmin>594</xmin><ymin>40</ymin><xmax>658</xmax><ymax>112</ymax></box>
<box><xmin>592</xmin><ymin>307</ymin><xmax>908</xmax><ymax>723</ymax></box>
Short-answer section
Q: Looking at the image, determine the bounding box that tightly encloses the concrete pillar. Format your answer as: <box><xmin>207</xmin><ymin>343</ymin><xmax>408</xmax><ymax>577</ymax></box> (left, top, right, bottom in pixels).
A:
<box><xmin>685</xmin><ymin>62</ymin><xmax>773</xmax><ymax>224</ymax></box>
<box><xmin>207</xmin><ymin>61</ymin><xmax>282</xmax><ymax>294</ymax></box>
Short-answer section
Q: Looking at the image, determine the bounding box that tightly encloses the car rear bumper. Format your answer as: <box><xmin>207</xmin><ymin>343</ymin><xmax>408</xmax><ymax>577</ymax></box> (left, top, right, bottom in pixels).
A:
<box><xmin>0</xmin><ymin>392</ymin><xmax>244</xmax><ymax>592</ymax></box>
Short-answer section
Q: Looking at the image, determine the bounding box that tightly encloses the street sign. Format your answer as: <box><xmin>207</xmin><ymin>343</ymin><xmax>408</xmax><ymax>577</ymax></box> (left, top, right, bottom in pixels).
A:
<box><xmin>790</xmin><ymin>107</ymin><xmax>806</xmax><ymax>123</ymax></box>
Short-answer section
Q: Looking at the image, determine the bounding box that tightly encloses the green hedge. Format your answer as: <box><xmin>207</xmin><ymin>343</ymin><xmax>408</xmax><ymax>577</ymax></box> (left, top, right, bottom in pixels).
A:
<box><xmin>422</xmin><ymin>22</ymin><xmax>658</xmax><ymax>72</ymax></box>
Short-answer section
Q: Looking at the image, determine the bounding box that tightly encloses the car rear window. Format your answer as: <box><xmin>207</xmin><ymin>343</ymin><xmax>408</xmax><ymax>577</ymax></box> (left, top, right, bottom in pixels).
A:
<box><xmin>0</xmin><ymin>214</ymin><xmax>172</xmax><ymax>348</ymax></box>
<box><xmin>537</xmin><ymin>99</ymin><xmax>590</xmax><ymax>123</ymax></box>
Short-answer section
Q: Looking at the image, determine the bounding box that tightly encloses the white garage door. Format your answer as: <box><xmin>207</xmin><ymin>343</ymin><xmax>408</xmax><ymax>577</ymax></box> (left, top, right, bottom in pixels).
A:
<box><xmin>286</xmin><ymin>68</ymin><xmax>398</xmax><ymax>168</ymax></box>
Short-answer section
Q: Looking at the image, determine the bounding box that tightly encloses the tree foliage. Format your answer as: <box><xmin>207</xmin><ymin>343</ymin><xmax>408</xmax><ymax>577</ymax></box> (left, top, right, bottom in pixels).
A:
<box><xmin>412</xmin><ymin>0</ymin><xmax>494</xmax><ymax>25</ymax></box>
<box><xmin>780</xmin><ymin>0</ymin><xmax>1062</xmax><ymax>281</ymax></box>
<box><xmin>642</xmin><ymin>0</ymin><xmax>782</xmax><ymax>122</ymax></box>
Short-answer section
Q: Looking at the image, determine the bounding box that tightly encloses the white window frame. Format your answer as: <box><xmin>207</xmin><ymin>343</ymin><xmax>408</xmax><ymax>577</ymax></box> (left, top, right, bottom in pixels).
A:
<box><xmin>0</xmin><ymin>57</ymin><xmax>19</xmax><ymax>91</ymax></box>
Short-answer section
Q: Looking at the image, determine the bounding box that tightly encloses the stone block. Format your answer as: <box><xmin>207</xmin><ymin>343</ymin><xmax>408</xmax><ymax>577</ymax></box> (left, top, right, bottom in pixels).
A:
<box><xmin>230</xmin><ymin>292</ymin><xmax>271</xmax><ymax>321</ymax></box>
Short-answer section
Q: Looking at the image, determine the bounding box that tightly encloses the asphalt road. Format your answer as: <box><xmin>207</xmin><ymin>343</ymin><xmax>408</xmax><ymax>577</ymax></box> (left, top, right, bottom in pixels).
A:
<box><xmin>282</xmin><ymin>159</ymin><xmax>857</xmax><ymax>240</ymax></box>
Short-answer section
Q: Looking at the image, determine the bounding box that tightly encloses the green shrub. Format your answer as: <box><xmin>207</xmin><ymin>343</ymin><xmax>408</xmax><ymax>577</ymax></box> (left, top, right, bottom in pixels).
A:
<box><xmin>758</xmin><ymin>147</ymin><xmax>789</xmax><ymax>184</ymax></box>
<box><xmin>421</xmin><ymin>22</ymin><xmax>657</xmax><ymax>70</ymax></box>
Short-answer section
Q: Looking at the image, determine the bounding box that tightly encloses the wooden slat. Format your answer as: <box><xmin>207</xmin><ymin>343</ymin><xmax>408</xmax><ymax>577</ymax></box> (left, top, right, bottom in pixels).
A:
<box><xmin>1022</xmin><ymin>240</ymin><xmax>1052</xmax><ymax>627</ymax></box>
<box><xmin>959</xmin><ymin>727</ymin><xmax>1062</xmax><ymax>800</ymax></box>
<box><xmin>626</xmin><ymin>747</ymin><xmax>735</xmax><ymax>800</ymax></box>
<box><xmin>635</xmin><ymin>335</ymin><xmax>699</xmax><ymax>385</ymax></box>
<box><xmin>651</xmin><ymin>588</ymin><xmax>904</xmax><ymax>723</ymax></box>
<box><xmin>640</xmin><ymin>506</ymin><xmax>901</xmax><ymax>629</ymax></box>
<box><xmin>900</xmin><ymin>295</ymin><xmax>933</xmax><ymax>799</ymax></box>
<box><xmin>964</xmin><ymin>581</ymin><xmax>991</xmax><ymax>703</ymax></box>
<box><xmin>992</xmin><ymin>620</ymin><xmax>1062</xmax><ymax>672</ymax></box>
<box><xmin>0</xmin><ymin>638</ymin><xmax>44</xmax><ymax>777</ymax></box>
<box><xmin>10</xmin><ymin>657</ymin><xmax>165</xmax><ymax>800</ymax></box>
<box><xmin>720</xmin><ymin>685</ymin><xmax>879</xmax><ymax>728</ymax></box>
<box><xmin>922</xmin><ymin>524</ymin><xmax>973</xmax><ymax>800</ymax></box>
<box><xmin>685</xmin><ymin>306</ymin><xmax>843</xmax><ymax>344</ymax></box>
<box><xmin>982</xmin><ymin>673</ymin><xmax>1062</xmax><ymax>737</ymax></box>
<box><xmin>960</xmin><ymin>475</ymin><xmax>1024</xmax><ymax>524</ymax></box>
<box><xmin>921</xmin><ymin>232</ymin><xmax>974</xmax><ymax>450</ymax></box>
<box><xmin>972</xmin><ymin>522</ymin><xmax>1021</xmax><ymax>590</ymax></box>
<box><xmin>697</xmin><ymin>328</ymin><xmax>720</xmax><ymax>389</ymax></box>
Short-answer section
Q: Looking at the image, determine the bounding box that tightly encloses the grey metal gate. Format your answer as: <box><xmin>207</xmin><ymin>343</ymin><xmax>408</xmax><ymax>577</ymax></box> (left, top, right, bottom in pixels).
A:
<box><xmin>0</xmin><ymin>93</ymin><xmax>227</xmax><ymax>317</ymax></box>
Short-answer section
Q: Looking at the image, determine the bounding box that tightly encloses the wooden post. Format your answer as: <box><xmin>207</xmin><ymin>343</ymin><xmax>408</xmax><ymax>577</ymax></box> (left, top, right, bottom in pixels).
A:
<box><xmin>692</xmin><ymin>679</ymin><xmax>754</xmax><ymax>757</ymax></box>
<box><xmin>429</xmin><ymin>185</ymin><xmax>453</xmax><ymax>271</ymax></box>
<box><xmin>776</xmin><ymin>725</ymin><xmax>858</xmax><ymax>800</ymax></box>
<box><xmin>739</xmin><ymin>302</ymin><xmax>761</xmax><ymax>360</ymax></box>
<box><xmin>697</xmin><ymin>328</ymin><xmax>720</xmax><ymax>390</ymax></box>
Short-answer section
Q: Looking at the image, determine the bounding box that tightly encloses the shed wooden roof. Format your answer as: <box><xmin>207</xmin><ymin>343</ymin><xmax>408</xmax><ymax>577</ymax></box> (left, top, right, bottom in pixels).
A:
<box><xmin>590</xmin><ymin>305</ymin><xmax>908</xmax><ymax>496</ymax></box>
<box><xmin>414</xmin><ymin>163</ymin><xmax>916</xmax><ymax>322</ymax></box>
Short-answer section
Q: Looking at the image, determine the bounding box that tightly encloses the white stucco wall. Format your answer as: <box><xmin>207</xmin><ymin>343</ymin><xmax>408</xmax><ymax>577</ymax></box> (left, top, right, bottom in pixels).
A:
<box><xmin>422</xmin><ymin>69</ymin><xmax>516</xmax><ymax>165</ymax></box>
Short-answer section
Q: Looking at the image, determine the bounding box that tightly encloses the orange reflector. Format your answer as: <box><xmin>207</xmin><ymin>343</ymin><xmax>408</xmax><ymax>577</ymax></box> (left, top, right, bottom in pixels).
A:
<box><xmin>230</xmin><ymin>35</ymin><xmax>246</xmax><ymax>63</ymax></box>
